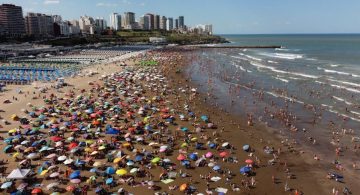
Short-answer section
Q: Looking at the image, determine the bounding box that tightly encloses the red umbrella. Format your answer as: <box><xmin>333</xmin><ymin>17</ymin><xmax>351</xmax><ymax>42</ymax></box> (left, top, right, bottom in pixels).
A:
<box><xmin>66</xmin><ymin>185</ymin><xmax>76</xmax><ymax>192</ymax></box>
<box><xmin>68</xmin><ymin>142</ymin><xmax>78</xmax><ymax>150</ymax></box>
<box><xmin>245</xmin><ymin>159</ymin><xmax>254</xmax><ymax>164</ymax></box>
<box><xmin>177</xmin><ymin>154</ymin><xmax>186</xmax><ymax>161</ymax></box>
<box><xmin>31</xmin><ymin>188</ymin><xmax>42</xmax><ymax>194</ymax></box>
<box><xmin>50</xmin><ymin>136</ymin><xmax>62</xmax><ymax>142</ymax></box>
<box><xmin>219</xmin><ymin>151</ymin><xmax>228</xmax><ymax>158</ymax></box>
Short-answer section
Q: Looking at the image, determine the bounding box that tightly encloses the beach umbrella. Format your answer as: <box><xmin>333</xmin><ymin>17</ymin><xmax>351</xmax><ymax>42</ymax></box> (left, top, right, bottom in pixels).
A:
<box><xmin>45</xmin><ymin>153</ymin><xmax>57</xmax><ymax>159</ymax></box>
<box><xmin>219</xmin><ymin>151</ymin><xmax>228</xmax><ymax>158</ymax></box>
<box><xmin>51</xmin><ymin>193</ymin><xmax>60</xmax><ymax>195</ymax></box>
<box><xmin>64</xmin><ymin>159</ymin><xmax>74</xmax><ymax>165</ymax></box>
<box><xmin>57</xmin><ymin>156</ymin><xmax>66</xmax><ymax>161</ymax></box>
<box><xmin>240</xmin><ymin>166</ymin><xmax>251</xmax><ymax>174</ymax></box>
<box><xmin>243</xmin><ymin>144</ymin><xmax>250</xmax><ymax>152</ymax></box>
<box><xmin>200</xmin><ymin>115</ymin><xmax>209</xmax><ymax>122</ymax></box>
<box><xmin>70</xmin><ymin>179</ymin><xmax>81</xmax><ymax>184</ymax></box>
<box><xmin>69</xmin><ymin>170</ymin><xmax>80</xmax><ymax>179</ymax></box>
<box><xmin>26</xmin><ymin>153</ymin><xmax>37</xmax><ymax>159</ymax></box>
<box><xmin>50</xmin><ymin>136</ymin><xmax>62</xmax><ymax>142</ymax></box>
<box><xmin>66</xmin><ymin>185</ymin><xmax>76</xmax><ymax>192</ymax></box>
<box><xmin>90</xmin><ymin>168</ymin><xmax>97</xmax><ymax>173</ymax></box>
<box><xmin>113</xmin><ymin>157</ymin><xmax>122</xmax><ymax>163</ymax></box>
<box><xmin>126</xmin><ymin>160</ymin><xmax>134</xmax><ymax>166</ymax></box>
<box><xmin>1</xmin><ymin>181</ymin><xmax>12</xmax><ymax>189</ymax></box>
<box><xmin>105</xmin><ymin>178</ymin><xmax>113</xmax><ymax>185</ymax></box>
<box><xmin>151</xmin><ymin>157</ymin><xmax>161</xmax><ymax>164</ymax></box>
<box><xmin>21</xmin><ymin>140</ymin><xmax>30</xmax><ymax>145</ymax></box>
<box><xmin>180</xmin><ymin>127</ymin><xmax>188</xmax><ymax>132</ymax></box>
<box><xmin>93</xmin><ymin>161</ymin><xmax>103</xmax><ymax>167</ymax></box>
<box><xmin>3</xmin><ymin>145</ymin><xmax>13</xmax><ymax>153</ymax></box>
<box><xmin>213</xmin><ymin>165</ymin><xmax>221</xmax><ymax>171</ymax></box>
<box><xmin>12</xmin><ymin>152</ymin><xmax>20</xmax><ymax>158</ymax></box>
<box><xmin>222</xmin><ymin>142</ymin><xmax>230</xmax><ymax>148</ymax></box>
<box><xmin>205</xmin><ymin>152</ymin><xmax>213</xmax><ymax>158</ymax></box>
<box><xmin>177</xmin><ymin>154</ymin><xmax>186</xmax><ymax>161</ymax></box>
<box><xmin>47</xmin><ymin>182</ymin><xmax>59</xmax><ymax>190</ymax></box>
<box><xmin>208</xmin><ymin>162</ymin><xmax>215</xmax><ymax>167</ymax></box>
<box><xmin>245</xmin><ymin>159</ymin><xmax>254</xmax><ymax>164</ymax></box>
<box><xmin>95</xmin><ymin>187</ymin><xmax>104</xmax><ymax>194</ymax></box>
<box><xmin>134</xmin><ymin>155</ymin><xmax>143</xmax><ymax>162</ymax></box>
<box><xmin>31</xmin><ymin>188</ymin><xmax>42</xmax><ymax>194</ymax></box>
<box><xmin>49</xmin><ymin>172</ymin><xmax>60</xmax><ymax>178</ymax></box>
<box><xmin>105</xmin><ymin>167</ymin><xmax>115</xmax><ymax>175</ymax></box>
<box><xmin>130</xmin><ymin>168</ymin><xmax>138</xmax><ymax>174</ymax></box>
<box><xmin>180</xmin><ymin>183</ymin><xmax>188</xmax><ymax>192</ymax></box>
<box><xmin>188</xmin><ymin>153</ymin><xmax>198</xmax><ymax>161</ymax></box>
<box><xmin>181</xmin><ymin>160</ymin><xmax>190</xmax><ymax>166</ymax></box>
<box><xmin>40</xmin><ymin>170</ymin><xmax>49</xmax><ymax>176</ymax></box>
<box><xmin>116</xmin><ymin>169</ymin><xmax>127</xmax><ymax>176</ymax></box>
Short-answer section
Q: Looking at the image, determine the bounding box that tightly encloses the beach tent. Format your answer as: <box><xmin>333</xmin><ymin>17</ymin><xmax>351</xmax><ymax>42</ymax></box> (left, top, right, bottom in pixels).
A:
<box><xmin>7</xmin><ymin>169</ymin><xmax>31</xmax><ymax>179</ymax></box>
<box><xmin>240</xmin><ymin>166</ymin><xmax>251</xmax><ymax>174</ymax></box>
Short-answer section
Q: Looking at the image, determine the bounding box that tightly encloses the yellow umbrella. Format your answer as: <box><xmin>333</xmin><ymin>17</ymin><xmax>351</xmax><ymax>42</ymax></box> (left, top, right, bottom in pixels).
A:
<box><xmin>180</xmin><ymin>183</ymin><xmax>187</xmax><ymax>192</ymax></box>
<box><xmin>11</xmin><ymin>114</ymin><xmax>18</xmax><ymax>121</ymax></box>
<box><xmin>113</xmin><ymin>157</ymin><xmax>122</xmax><ymax>164</ymax></box>
<box><xmin>98</xmin><ymin>145</ymin><xmax>106</xmax><ymax>150</ymax></box>
<box><xmin>181</xmin><ymin>143</ymin><xmax>188</xmax><ymax>148</ymax></box>
<box><xmin>8</xmin><ymin>129</ymin><xmax>16</xmax><ymax>134</ymax></box>
<box><xmin>84</xmin><ymin>147</ymin><xmax>92</xmax><ymax>152</ymax></box>
<box><xmin>40</xmin><ymin>170</ymin><xmax>49</xmax><ymax>176</ymax></box>
<box><xmin>122</xmin><ymin>142</ymin><xmax>131</xmax><ymax>147</ymax></box>
<box><xmin>12</xmin><ymin>152</ymin><xmax>20</xmax><ymax>158</ymax></box>
<box><xmin>116</xmin><ymin>169</ymin><xmax>127</xmax><ymax>176</ymax></box>
<box><xmin>85</xmin><ymin>140</ymin><xmax>94</xmax><ymax>144</ymax></box>
<box><xmin>191</xmin><ymin>137</ymin><xmax>198</xmax><ymax>142</ymax></box>
<box><xmin>93</xmin><ymin>161</ymin><xmax>102</xmax><ymax>167</ymax></box>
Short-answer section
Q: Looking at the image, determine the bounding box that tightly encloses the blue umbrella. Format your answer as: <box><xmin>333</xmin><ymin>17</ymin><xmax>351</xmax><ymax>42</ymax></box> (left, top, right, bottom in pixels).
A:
<box><xmin>126</xmin><ymin>160</ymin><xmax>135</xmax><ymax>166</ymax></box>
<box><xmin>3</xmin><ymin>145</ymin><xmax>13</xmax><ymax>153</ymax></box>
<box><xmin>243</xmin><ymin>144</ymin><xmax>250</xmax><ymax>152</ymax></box>
<box><xmin>181</xmin><ymin>160</ymin><xmax>190</xmax><ymax>166</ymax></box>
<box><xmin>105</xmin><ymin>178</ymin><xmax>113</xmax><ymax>185</ymax></box>
<box><xmin>180</xmin><ymin>127</ymin><xmax>189</xmax><ymax>132</ymax></box>
<box><xmin>135</xmin><ymin>155</ymin><xmax>143</xmax><ymax>162</ymax></box>
<box><xmin>208</xmin><ymin>142</ymin><xmax>216</xmax><ymax>149</ymax></box>
<box><xmin>213</xmin><ymin>165</ymin><xmax>221</xmax><ymax>171</ymax></box>
<box><xmin>90</xmin><ymin>168</ymin><xmax>97</xmax><ymax>173</ymax></box>
<box><xmin>188</xmin><ymin>153</ymin><xmax>198</xmax><ymax>161</ymax></box>
<box><xmin>1</xmin><ymin>181</ymin><xmax>13</xmax><ymax>189</ymax></box>
<box><xmin>69</xmin><ymin>170</ymin><xmax>81</xmax><ymax>179</ymax></box>
<box><xmin>105</xmin><ymin>167</ymin><xmax>115</xmax><ymax>175</ymax></box>
<box><xmin>240</xmin><ymin>166</ymin><xmax>251</xmax><ymax>174</ymax></box>
<box><xmin>95</xmin><ymin>187</ymin><xmax>103</xmax><ymax>193</ymax></box>
<box><xmin>200</xmin><ymin>115</ymin><xmax>209</xmax><ymax>122</ymax></box>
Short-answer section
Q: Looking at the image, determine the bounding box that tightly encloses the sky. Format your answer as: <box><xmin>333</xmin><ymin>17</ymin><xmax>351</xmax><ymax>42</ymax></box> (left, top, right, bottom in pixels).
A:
<box><xmin>1</xmin><ymin>0</ymin><xmax>360</xmax><ymax>34</ymax></box>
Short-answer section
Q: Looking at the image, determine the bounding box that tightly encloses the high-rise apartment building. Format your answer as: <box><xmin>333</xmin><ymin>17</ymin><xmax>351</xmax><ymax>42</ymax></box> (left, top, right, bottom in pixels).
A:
<box><xmin>175</xmin><ymin>19</ymin><xmax>179</xmax><ymax>29</ymax></box>
<box><xmin>154</xmin><ymin>15</ymin><xmax>160</xmax><ymax>30</ymax></box>
<box><xmin>79</xmin><ymin>15</ymin><xmax>95</xmax><ymax>34</ymax></box>
<box><xmin>0</xmin><ymin>4</ymin><xmax>25</xmax><ymax>37</ymax></box>
<box><xmin>144</xmin><ymin>13</ymin><xmax>154</xmax><ymax>30</ymax></box>
<box><xmin>123</xmin><ymin>12</ymin><xmax>135</xmax><ymax>29</ymax></box>
<box><xmin>179</xmin><ymin>16</ymin><xmax>184</xmax><ymax>29</ymax></box>
<box><xmin>160</xmin><ymin>16</ymin><xmax>167</xmax><ymax>30</ymax></box>
<box><xmin>25</xmin><ymin>12</ymin><xmax>54</xmax><ymax>36</ymax></box>
<box><xmin>110</xmin><ymin>13</ymin><xmax>121</xmax><ymax>31</ymax></box>
<box><xmin>167</xmin><ymin>17</ymin><xmax>173</xmax><ymax>31</ymax></box>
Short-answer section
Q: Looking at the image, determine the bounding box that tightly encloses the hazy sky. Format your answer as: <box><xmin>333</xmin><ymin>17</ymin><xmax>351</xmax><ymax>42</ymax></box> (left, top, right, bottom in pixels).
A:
<box><xmin>2</xmin><ymin>0</ymin><xmax>360</xmax><ymax>34</ymax></box>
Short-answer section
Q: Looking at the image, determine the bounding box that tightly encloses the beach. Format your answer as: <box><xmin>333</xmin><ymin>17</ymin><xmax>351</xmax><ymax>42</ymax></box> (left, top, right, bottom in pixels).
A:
<box><xmin>0</xmin><ymin>46</ymin><xmax>357</xmax><ymax>195</ymax></box>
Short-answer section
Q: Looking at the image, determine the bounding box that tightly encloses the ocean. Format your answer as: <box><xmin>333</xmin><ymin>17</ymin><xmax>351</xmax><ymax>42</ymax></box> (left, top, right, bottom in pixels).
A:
<box><xmin>187</xmin><ymin>34</ymin><xmax>360</xmax><ymax>162</ymax></box>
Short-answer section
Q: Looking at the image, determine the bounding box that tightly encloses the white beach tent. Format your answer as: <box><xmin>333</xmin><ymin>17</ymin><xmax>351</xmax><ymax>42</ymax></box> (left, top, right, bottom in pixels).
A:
<box><xmin>7</xmin><ymin>169</ymin><xmax>31</xmax><ymax>179</ymax></box>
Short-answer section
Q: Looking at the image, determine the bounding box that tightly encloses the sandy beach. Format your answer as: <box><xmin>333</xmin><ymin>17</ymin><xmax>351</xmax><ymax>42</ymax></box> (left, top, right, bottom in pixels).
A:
<box><xmin>0</xmin><ymin>47</ymin><xmax>357</xmax><ymax>195</ymax></box>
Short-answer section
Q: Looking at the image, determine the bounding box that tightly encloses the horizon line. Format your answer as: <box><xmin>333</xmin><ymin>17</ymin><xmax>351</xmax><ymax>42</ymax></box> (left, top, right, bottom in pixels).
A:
<box><xmin>216</xmin><ymin>33</ymin><xmax>360</xmax><ymax>35</ymax></box>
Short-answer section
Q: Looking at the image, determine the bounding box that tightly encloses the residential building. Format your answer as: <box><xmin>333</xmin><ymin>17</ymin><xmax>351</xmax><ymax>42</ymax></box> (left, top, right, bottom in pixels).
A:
<box><xmin>167</xmin><ymin>17</ymin><xmax>173</xmax><ymax>31</ymax></box>
<box><xmin>109</xmin><ymin>13</ymin><xmax>121</xmax><ymax>31</ymax></box>
<box><xmin>25</xmin><ymin>12</ymin><xmax>54</xmax><ymax>37</ymax></box>
<box><xmin>69</xmin><ymin>20</ymin><xmax>80</xmax><ymax>35</ymax></box>
<box><xmin>52</xmin><ymin>15</ymin><xmax>62</xmax><ymax>23</ymax></box>
<box><xmin>123</xmin><ymin>12</ymin><xmax>135</xmax><ymax>29</ymax></box>
<box><xmin>0</xmin><ymin>4</ymin><xmax>25</xmax><ymax>37</ymax></box>
<box><xmin>160</xmin><ymin>16</ymin><xmax>167</xmax><ymax>30</ymax></box>
<box><xmin>179</xmin><ymin>16</ymin><xmax>184</xmax><ymax>29</ymax></box>
<box><xmin>154</xmin><ymin>15</ymin><xmax>160</xmax><ymax>30</ymax></box>
<box><xmin>95</xmin><ymin>17</ymin><xmax>106</xmax><ymax>32</ymax></box>
<box><xmin>144</xmin><ymin>13</ymin><xmax>154</xmax><ymax>30</ymax></box>
<box><xmin>205</xmin><ymin>24</ymin><xmax>213</xmax><ymax>35</ymax></box>
<box><xmin>79</xmin><ymin>15</ymin><xmax>95</xmax><ymax>34</ymax></box>
<box><xmin>175</xmin><ymin>19</ymin><xmax>179</xmax><ymax>29</ymax></box>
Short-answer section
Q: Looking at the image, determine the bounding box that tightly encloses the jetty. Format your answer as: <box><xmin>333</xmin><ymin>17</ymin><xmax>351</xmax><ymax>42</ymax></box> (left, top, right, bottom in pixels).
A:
<box><xmin>198</xmin><ymin>45</ymin><xmax>282</xmax><ymax>49</ymax></box>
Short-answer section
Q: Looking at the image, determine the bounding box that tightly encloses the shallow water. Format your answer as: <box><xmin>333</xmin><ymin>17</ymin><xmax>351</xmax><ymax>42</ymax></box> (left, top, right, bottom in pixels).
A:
<box><xmin>187</xmin><ymin>34</ymin><xmax>360</xmax><ymax>163</ymax></box>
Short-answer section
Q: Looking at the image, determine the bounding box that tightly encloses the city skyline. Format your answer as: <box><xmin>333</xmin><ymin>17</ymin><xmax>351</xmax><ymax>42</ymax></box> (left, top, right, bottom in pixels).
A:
<box><xmin>1</xmin><ymin>0</ymin><xmax>360</xmax><ymax>34</ymax></box>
